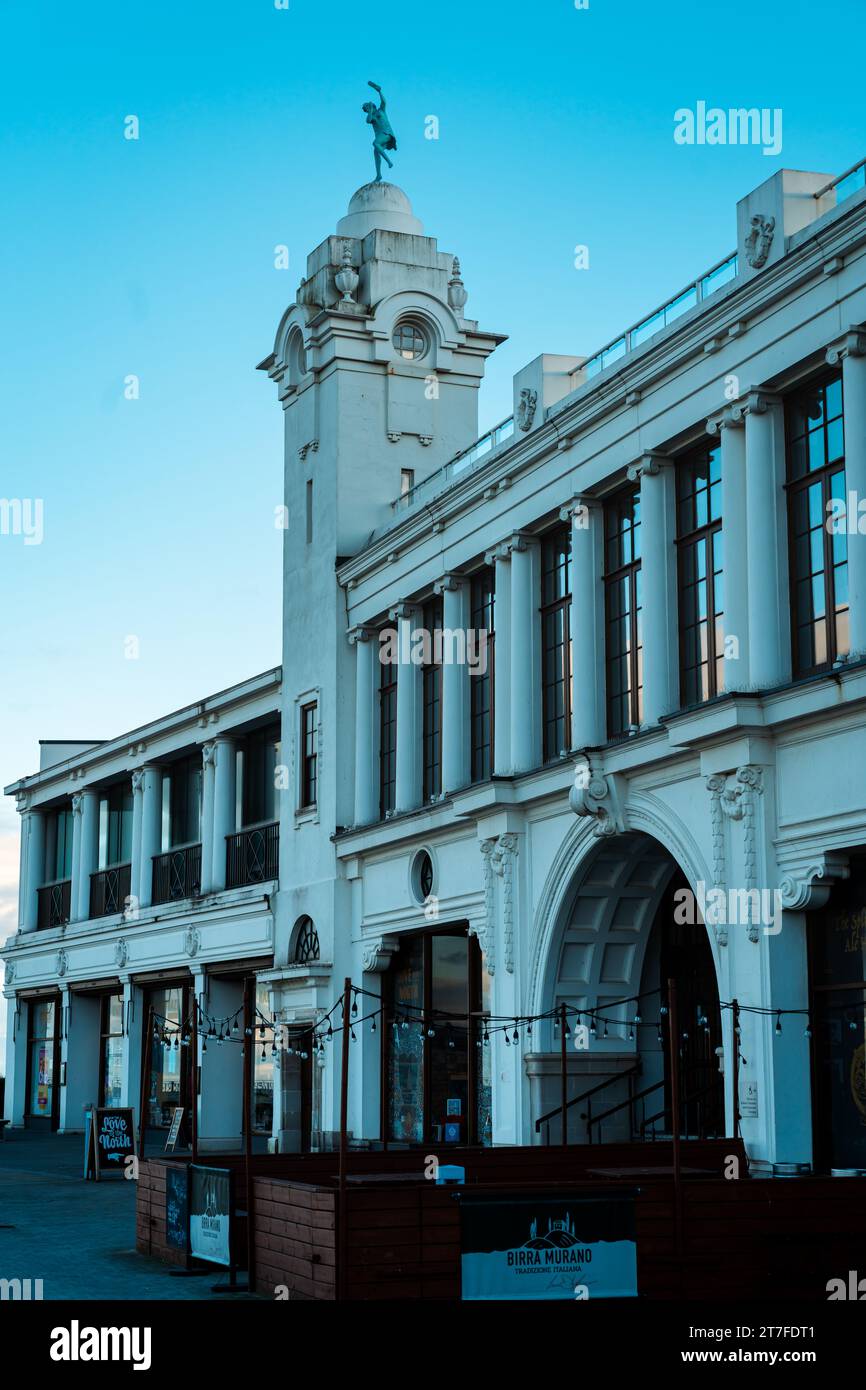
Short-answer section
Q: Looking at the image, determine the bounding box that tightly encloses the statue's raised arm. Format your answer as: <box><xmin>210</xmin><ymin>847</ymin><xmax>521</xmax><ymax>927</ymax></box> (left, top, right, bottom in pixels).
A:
<box><xmin>361</xmin><ymin>81</ymin><xmax>397</xmax><ymax>182</ymax></box>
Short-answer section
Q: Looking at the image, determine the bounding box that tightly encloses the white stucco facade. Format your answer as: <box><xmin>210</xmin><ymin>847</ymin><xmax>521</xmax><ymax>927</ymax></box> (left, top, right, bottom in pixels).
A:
<box><xmin>5</xmin><ymin>164</ymin><xmax>866</xmax><ymax>1174</ymax></box>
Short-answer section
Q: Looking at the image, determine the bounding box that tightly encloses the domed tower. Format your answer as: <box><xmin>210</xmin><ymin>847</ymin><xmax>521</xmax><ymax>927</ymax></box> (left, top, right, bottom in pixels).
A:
<box><xmin>256</xmin><ymin>184</ymin><xmax>503</xmax><ymax>1118</ymax></box>
<box><xmin>259</xmin><ymin>180</ymin><xmax>505</xmax><ymax>555</ymax></box>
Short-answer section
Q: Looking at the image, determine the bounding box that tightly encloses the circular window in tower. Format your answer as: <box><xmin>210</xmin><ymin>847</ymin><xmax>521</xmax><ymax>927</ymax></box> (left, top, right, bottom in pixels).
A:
<box><xmin>392</xmin><ymin>320</ymin><xmax>428</xmax><ymax>361</ymax></box>
<box><xmin>411</xmin><ymin>849</ymin><xmax>436</xmax><ymax>904</ymax></box>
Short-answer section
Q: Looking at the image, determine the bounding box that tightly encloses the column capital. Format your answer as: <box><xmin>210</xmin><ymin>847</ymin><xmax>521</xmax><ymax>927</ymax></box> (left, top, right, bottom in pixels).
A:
<box><xmin>347</xmin><ymin>625</ymin><xmax>377</xmax><ymax>645</ymax></box>
<box><xmin>72</xmin><ymin>790</ymin><xmax>86</xmax><ymax>816</ymax></box>
<box><xmin>433</xmin><ymin>573</ymin><xmax>463</xmax><ymax>595</ymax></box>
<box><xmin>730</xmin><ymin>389</ymin><xmax>782</xmax><ymax>422</ymax></box>
<box><xmin>504</xmin><ymin>530</ymin><xmax>536</xmax><ymax>555</ymax></box>
<box><xmin>15</xmin><ymin>791</ymin><xmax>31</xmax><ymax>814</ymax></box>
<box><xmin>626</xmin><ymin>451</ymin><xmax>671</xmax><ymax>482</ymax></box>
<box><xmin>131</xmin><ymin>767</ymin><xmax>147</xmax><ymax>794</ymax></box>
<box><xmin>388</xmin><ymin>601</ymin><xmax>422</xmax><ymax>623</ymax></box>
<box><xmin>826</xmin><ymin>326</ymin><xmax>866</xmax><ymax>367</ymax></box>
<box><xmin>201</xmin><ymin>741</ymin><xmax>218</xmax><ymax>768</ymax></box>
<box><xmin>706</xmin><ymin>405</ymin><xmax>745</xmax><ymax>435</ymax></box>
<box><xmin>559</xmin><ymin>494</ymin><xmax>600</xmax><ymax>525</ymax></box>
<box><xmin>483</xmin><ymin>540</ymin><xmax>511</xmax><ymax>566</ymax></box>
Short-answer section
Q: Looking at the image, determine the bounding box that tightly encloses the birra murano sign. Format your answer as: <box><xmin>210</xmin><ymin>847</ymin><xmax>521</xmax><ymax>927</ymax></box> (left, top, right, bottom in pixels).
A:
<box><xmin>460</xmin><ymin>1193</ymin><xmax>637</xmax><ymax>1300</ymax></box>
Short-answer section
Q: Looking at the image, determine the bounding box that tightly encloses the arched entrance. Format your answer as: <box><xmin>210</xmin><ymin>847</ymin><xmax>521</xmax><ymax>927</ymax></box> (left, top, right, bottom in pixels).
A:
<box><xmin>531</xmin><ymin>831</ymin><xmax>723</xmax><ymax>1144</ymax></box>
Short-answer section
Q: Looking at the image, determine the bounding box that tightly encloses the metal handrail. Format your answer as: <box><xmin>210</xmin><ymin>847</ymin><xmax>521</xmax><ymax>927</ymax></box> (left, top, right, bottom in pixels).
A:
<box><xmin>813</xmin><ymin>156</ymin><xmax>866</xmax><ymax>201</ymax></box>
<box><xmin>534</xmin><ymin>1063</ymin><xmax>641</xmax><ymax>1131</ymax></box>
<box><xmin>638</xmin><ymin>1078</ymin><xmax>721</xmax><ymax>1140</ymax></box>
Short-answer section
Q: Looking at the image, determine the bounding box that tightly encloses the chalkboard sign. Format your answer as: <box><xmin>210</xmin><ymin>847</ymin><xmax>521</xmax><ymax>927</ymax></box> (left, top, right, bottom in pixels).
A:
<box><xmin>93</xmin><ymin>1107</ymin><xmax>136</xmax><ymax>1176</ymax></box>
<box><xmin>166</xmin><ymin>1166</ymin><xmax>189</xmax><ymax>1251</ymax></box>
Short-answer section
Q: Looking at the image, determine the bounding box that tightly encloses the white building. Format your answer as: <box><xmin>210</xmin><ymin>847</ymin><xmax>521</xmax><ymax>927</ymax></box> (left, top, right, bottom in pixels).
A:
<box><xmin>4</xmin><ymin>163</ymin><xmax>866</xmax><ymax>1174</ymax></box>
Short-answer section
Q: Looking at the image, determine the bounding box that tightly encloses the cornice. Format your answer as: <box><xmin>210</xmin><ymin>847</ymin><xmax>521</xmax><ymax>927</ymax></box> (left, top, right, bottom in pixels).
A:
<box><xmin>337</xmin><ymin>193</ymin><xmax>866</xmax><ymax>593</ymax></box>
<box><xmin>5</xmin><ymin>667</ymin><xmax>283</xmax><ymax>801</ymax></box>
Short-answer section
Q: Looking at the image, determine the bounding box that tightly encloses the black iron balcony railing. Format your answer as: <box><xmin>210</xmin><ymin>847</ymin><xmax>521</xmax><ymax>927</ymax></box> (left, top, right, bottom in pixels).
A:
<box><xmin>226</xmin><ymin>822</ymin><xmax>279</xmax><ymax>889</ymax></box>
<box><xmin>89</xmin><ymin>863</ymin><xmax>132</xmax><ymax>919</ymax></box>
<box><xmin>37</xmin><ymin>878</ymin><xmax>72</xmax><ymax>930</ymax></box>
<box><xmin>152</xmin><ymin>844</ymin><xmax>202</xmax><ymax>905</ymax></box>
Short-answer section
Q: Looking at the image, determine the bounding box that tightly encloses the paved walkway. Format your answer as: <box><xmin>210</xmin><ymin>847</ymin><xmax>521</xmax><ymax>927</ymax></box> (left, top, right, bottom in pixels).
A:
<box><xmin>0</xmin><ymin>1129</ymin><xmax>257</xmax><ymax>1300</ymax></box>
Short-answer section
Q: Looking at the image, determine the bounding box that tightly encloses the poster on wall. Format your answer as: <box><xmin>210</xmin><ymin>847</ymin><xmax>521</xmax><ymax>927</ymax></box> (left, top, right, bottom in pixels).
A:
<box><xmin>459</xmin><ymin>1192</ymin><xmax>638</xmax><ymax>1301</ymax></box>
<box><xmin>189</xmin><ymin>1165</ymin><xmax>231</xmax><ymax>1267</ymax></box>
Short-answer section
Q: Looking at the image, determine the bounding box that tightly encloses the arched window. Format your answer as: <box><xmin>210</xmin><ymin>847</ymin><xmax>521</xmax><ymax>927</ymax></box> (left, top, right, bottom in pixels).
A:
<box><xmin>292</xmin><ymin>916</ymin><xmax>320</xmax><ymax>964</ymax></box>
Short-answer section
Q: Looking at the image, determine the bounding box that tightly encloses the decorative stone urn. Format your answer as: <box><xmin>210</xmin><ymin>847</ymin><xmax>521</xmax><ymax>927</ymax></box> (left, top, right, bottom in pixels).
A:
<box><xmin>335</xmin><ymin>240</ymin><xmax>359</xmax><ymax>303</ymax></box>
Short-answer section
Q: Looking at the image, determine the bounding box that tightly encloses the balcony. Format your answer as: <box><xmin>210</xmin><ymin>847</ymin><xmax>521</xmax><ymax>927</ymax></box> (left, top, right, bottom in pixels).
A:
<box><xmin>89</xmin><ymin>863</ymin><xmax>132</xmax><ymax>919</ymax></box>
<box><xmin>152</xmin><ymin>844</ymin><xmax>202</xmax><ymax>905</ymax></box>
<box><xmin>37</xmin><ymin>879</ymin><xmax>71</xmax><ymax>930</ymax></box>
<box><xmin>226</xmin><ymin>822</ymin><xmax>279</xmax><ymax>889</ymax></box>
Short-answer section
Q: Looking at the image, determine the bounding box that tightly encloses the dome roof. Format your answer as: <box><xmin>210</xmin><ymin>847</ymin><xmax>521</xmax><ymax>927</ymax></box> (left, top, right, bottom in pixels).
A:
<box><xmin>336</xmin><ymin>182</ymin><xmax>424</xmax><ymax>238</ymax></box>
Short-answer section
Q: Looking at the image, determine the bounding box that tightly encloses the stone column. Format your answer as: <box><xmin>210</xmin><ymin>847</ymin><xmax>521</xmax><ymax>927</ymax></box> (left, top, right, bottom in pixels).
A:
<box><xmin>484</xmin><ymin>544</ymin><xmax>511</xmax><ymax>774</ymax></box>
<box><xmin>508</xmin><ymin>534</ymin><xmax>541</xmax><ymax>771</ymax></box>
<box><xmin>138</xmin><ymin>767</ymin><xmax>162</xmax><ymax>910</ymax></box>
<box><xmin>20</xmin><ymin>803</ymin><xmax>45</xmax><ymax>932</ymax></box>
<box><xmin>199</xmin><ymin>743</ymin><xmax>216</xmax><ymax>893</ymax></box>
<box><xmin>130</xmin><ymin>769</ymin><xmax>145</xmax><ymax>906</ymax></box>
<box><xmin>349</xmin><ymin>628</ymin><xmax>378</xmax><ymax>825</ymax></box>
<box><xmin>211</xmin><ymin>737</ymin><xmax>236</xmax><ymax>890</ymax></box>
<box><xmin>75</xmin><ymin>788</ymin><xmax>99</xmax><ymax>923</ymax></box>
<box><xmin>734</xmin><ymin>391</ymin><xmax>787</xmax><ymax>689</ymax></box>
<box><xmin>391</xmin><ymin>603</ymin><xmax>423</xmax><ymax>813</ymax></box>
<box><xmin>627</xmin><ymin>453</ymin><xmax>678</xmax><ymax>725</ymax></box>
<box><xmin>561</xmin><ymin>498</ymin><xmax>604</xmax><ymax>748</ymax></box>
<box><xmin>435</xmin><ymin>577</ymin><xmax>470</xmax><ymax>793</ymax></box>
<box><xmin>708</xmin><ymin>409</ymin><xmax>750</xmax><ymax>691</ymax></box>
<box><xmin>828</xmin><ymin>329</ymin><xmax>866</xmax><ymax>658</ymax></box>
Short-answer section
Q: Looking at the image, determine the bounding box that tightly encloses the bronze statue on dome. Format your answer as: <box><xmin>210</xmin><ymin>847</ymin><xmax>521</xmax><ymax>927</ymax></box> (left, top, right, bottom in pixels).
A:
<box><xmin>362</xmin><ymin>81</ymin><xmax>397</xmax><ymax>182</ymax></box>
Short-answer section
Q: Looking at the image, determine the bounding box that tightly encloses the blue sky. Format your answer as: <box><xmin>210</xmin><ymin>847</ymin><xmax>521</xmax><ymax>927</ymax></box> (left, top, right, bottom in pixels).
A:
<box><xmin>1</xmin><ymin>0</ymin><xmax>864</xmax><ymax>1039</ymax></box>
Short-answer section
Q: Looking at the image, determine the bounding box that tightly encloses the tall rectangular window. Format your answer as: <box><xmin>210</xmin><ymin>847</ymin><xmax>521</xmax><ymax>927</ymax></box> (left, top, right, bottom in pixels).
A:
<box><xmin>98</xmin><ymin>784</ymin><xmax>133</xmax><ymax>869</ymax></box>
<box><xmin>305</xmin><ymin>479</ymin><xmax>313</xmax><ymax>544</ymax></box>
<box><xmin>422</xmin><ymin>598</ymin><xmax>443</xmax><ymax>800</ymax></box>
<box><xmin>541</xmin><ymin>528</ymin><xmax>573</xmax><ymax>762</ymax></box>
<box><xmin>241</xmin><ymin>723</ymin><xmax>282</xmax><ymax>827</ymax></box>
<box><xmin>100</xmin><ymin>993</ymin><xmax>124</xmax><ymax>1108</ymax></box>
<box><xmin>470</xmin><ymin>567</ymin><xmax>495</xmax><ymax>782</ymax></box>
<box><xmin>604</xmin><ymin>488</ymin><xmax>643</xmax><ymax>737</ymax></box>
<box><xmin>677</xmin><ymin>443</ymin><xmax>724</xmax><ymax>705</ymax></box>
<box><xmin>27</xmin><ymin>997</ymin><xmax>58</xmax><ymax>1123</ymax></box>
<box><xmin>299</xmin><ymin>701</ymin><xmax>318</xmax><ymax>809</ymax></box>
<box><xmin>161</xmin><ymin>756</ymin><xmax>202</xmax><ymax>849</ymax></box>
<box><xmin>44</xmin><ymin>808</ymin><xmax>73</xmax><ymax>884</ymax></box>
<box><xmin>786</xmin><ymin>372</ymin><xmax>848</xmax><ymax>675</ymax></box>
<box><xmin>379</xmin><ymin>633</ymin><xmax>397</xmax><ymax>818</ymax></box>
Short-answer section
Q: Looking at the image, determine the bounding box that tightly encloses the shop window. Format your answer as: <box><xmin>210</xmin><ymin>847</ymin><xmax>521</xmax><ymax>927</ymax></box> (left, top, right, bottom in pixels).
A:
<box><xmin>385</xmin><ymin>928</ymin><xmax>492</xmax><ymax>1146</ymax></box>
<box><xmin>145</xmin><ymin>984</ymin><xmax>191</xmax><ymax>1131</ymax></box>
<box><xmin>26</xmin><ymin>997</ymin><xmax>59</xmax><ymax>1125</ymax></box>
<box><xmin>100</xmin><ymin>993</ymin><xmax>124</xmax><ymax>1108</ymax></box>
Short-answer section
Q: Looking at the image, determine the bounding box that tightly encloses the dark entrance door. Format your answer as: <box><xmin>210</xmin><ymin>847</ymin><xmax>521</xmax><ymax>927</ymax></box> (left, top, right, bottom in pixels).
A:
<box><xmin>659</xmin><ymin>874</ymin><xmax>724</xmax><ymax>1137</ymax></box>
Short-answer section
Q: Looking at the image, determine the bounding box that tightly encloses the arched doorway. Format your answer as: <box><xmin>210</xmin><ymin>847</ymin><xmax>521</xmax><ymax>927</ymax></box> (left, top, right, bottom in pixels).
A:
<box><xmin>532</xmin><ymin>831</ymin><xmax>723</xmax><ymax>1144</ymax></box>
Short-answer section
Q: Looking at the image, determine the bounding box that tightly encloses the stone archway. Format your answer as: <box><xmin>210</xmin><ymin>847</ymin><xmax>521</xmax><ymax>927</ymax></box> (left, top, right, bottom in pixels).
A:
<box><xmin>527</xmin><ymin>829</ymin><xmax>724</xmax><ymax>1144</ymax></box>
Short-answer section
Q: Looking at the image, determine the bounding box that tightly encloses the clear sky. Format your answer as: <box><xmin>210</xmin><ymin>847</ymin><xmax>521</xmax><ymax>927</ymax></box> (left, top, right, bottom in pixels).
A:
<box><xmin>1</xmin><ymin>0</ymin><xmax>864</xmax><ymax>1048</ymax></box>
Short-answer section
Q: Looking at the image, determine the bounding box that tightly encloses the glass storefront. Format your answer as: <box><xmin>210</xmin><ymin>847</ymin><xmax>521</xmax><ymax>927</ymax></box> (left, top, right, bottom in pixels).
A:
<box><xmin>27</xmin><ymin>998</ymin><xmax>58</xmax><ymax>1125</ymax></box>
<box><xmin>386</xmin><ymin>927</ymin><xmax>492</xmax><ymax>1145</ymax></box>
<box><xmin>145</xmin><ymin>984</ymin><xmax>191</xmax><ymax>1129</ymax></box>
<box><xmin>810</xmin><ymin>867</ymin><xmax>866</xmax><ymax>1171</ymax></box>
<box><xmin>100</xmin><ymin>993</ymin><xmax>124</xmax><ymax>1107</ymax></box>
